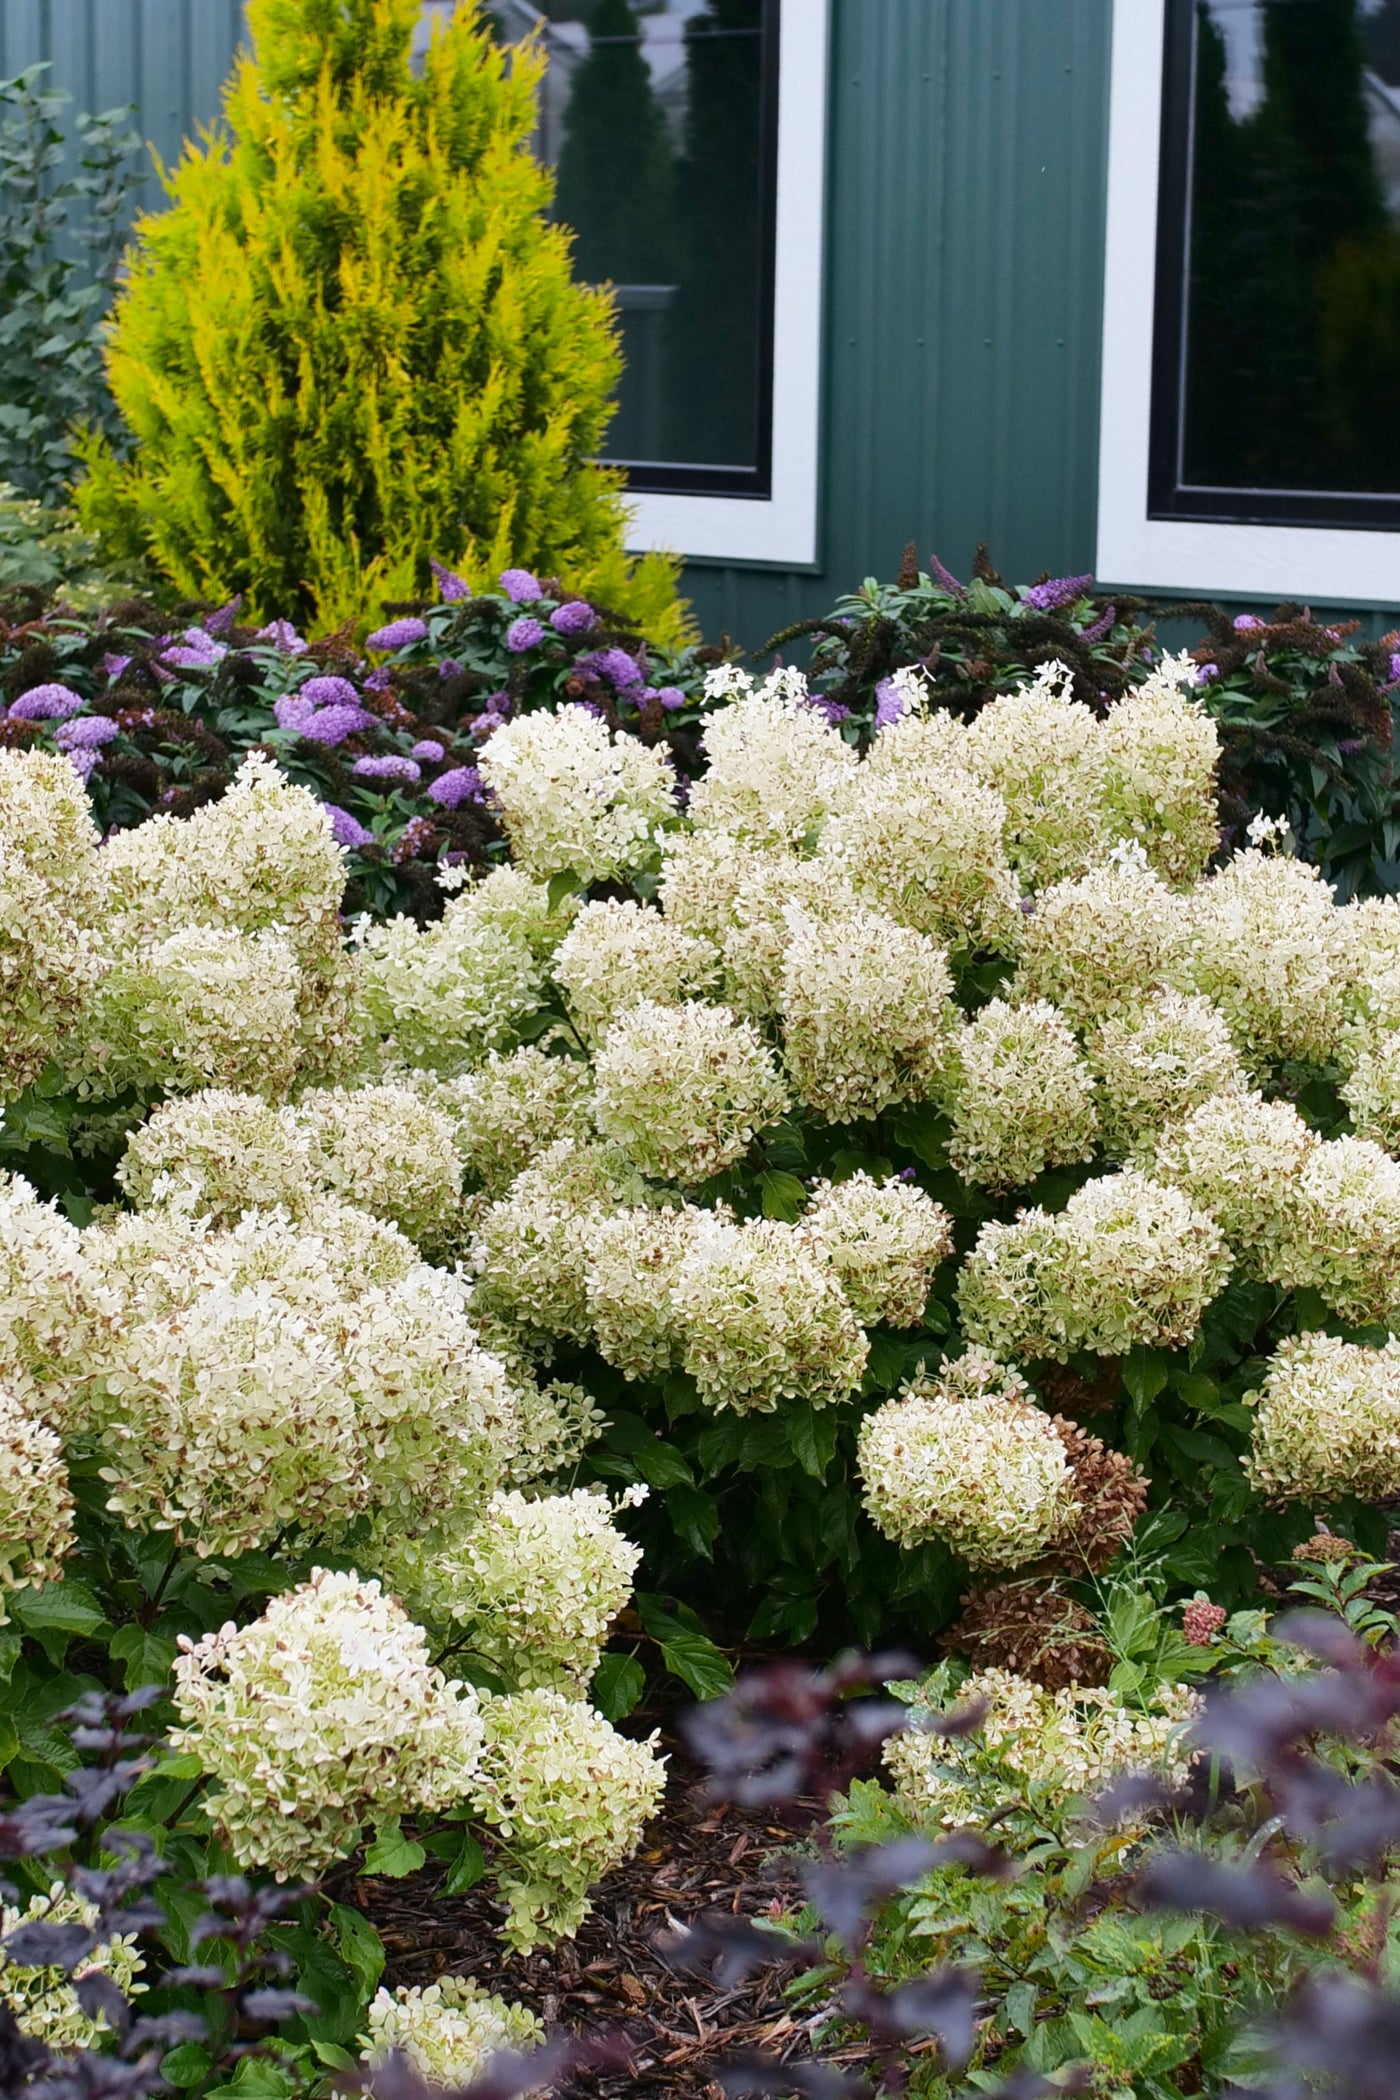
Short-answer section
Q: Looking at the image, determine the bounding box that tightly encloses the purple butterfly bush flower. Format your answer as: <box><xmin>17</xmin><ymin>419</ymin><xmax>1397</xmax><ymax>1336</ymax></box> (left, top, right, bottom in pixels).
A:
<box><xmin>1389</xmin><ymin>651</ymin><xmax>1400</xmax><ymax>688</ymax></box>
<box><xmin>55</xmin><ymin>716</ymin><xmax>118</xmax><ymax>751</ymax></box>
<box><xmin>303</xmin><ymin>705</ymin><xmax>376</xmax><ymax>746</ymax></box>
<box><xmin>1233</xmin><ymin>613</ymin><xmax>1264</xmax><ymax>631</ymax></box>
<box><xmin>1197</xmin><ymin>662</ymin><xmax>1220</xmax><ymax>683</ymax></box>
<box><xmin>101</xmin><ymin>652</ymin><xmax>131</xmax><ymax>682</ymax></box>
<box><xmin>430</xmin><ymin>560</ymin><xmax>471</xmax><ymax>603</ymax></box>
<box><xmin>930</xmin><ymin>554</ymin><xmax>965</xmax><ymax>595</ymax></box>
<box><xmin>550</xmin><ymin>599</ymin><xmax>596</xmax><ymax>636</ymax></box>
<box><xmin>874</xmin><ymin>677</ymin><xmax>905</xmax><ymax>729</ymax></box>
<box><xmin>808</xmin><ymin>693</ymin><xmax>851</xmax><ymax>726</ymax></box>
<box><xmin>273</xmin><ymin>694</ymin><xmax>317</xmax><ymax>735</ymax></box>
<box><xmin>363</xmin><ymin>667</ymin><xmax>394</xmax><ymax>693</ymax></box>
<box><xmin>572</xmin><ymin>697</ymin><xmax>608</xmax><ymax>720</ymax></box>
<box><xmin>365</xmin><ymin>617</ymin><xmax>428</xmax><ymax>650</ymax></box>
<box><xmin>412</xmin><ymin>740</ymin><xmax>446</xmax><ymax>762</ymax></box>
<box><xmin>1020</xmin><ymin>574</ymin><xmax>1094</xmax><ymax>612</ymax></box>
<box><xmin>392</xmin><ymin>816</ymin><xmax>438</xmax><ymax>863</ymax></box>
<box><xmin>581</xmin><ymin>646</ymin><xmax>644</xmax><ymax>690</ymax></box>
<box><xmin>352</xmin><ymin>754</ymin><xmax>421</xmax><ymax>785</ymax></box>
<box><xmin>506</xmin><ymin>616</ymin><xmax>546</xmax><ymax>654</ymax></box>
<box><xmin>205</xmin><ymin>595</ymin><xmax>243</xmax><ymax>637</ymax></box>
<box><xmin>438</xmin><ymin>658</ymin><xmax>464</xmax><ymax>680</ymax></box>
<box><xmin>9</xmin><ymin>683</ymin><xmax>86</xmax><ymax>720</ymax></box>
<box><xmin>326</xmin><ymin>804</ymin><xmax>375</xmax><ymax>848</ymax></box>
<box><xmin>298</xmin><ymin>674</ymin><xmax>360</xmax><ymax>710</ymax></box>
<box><xmin>499</xmin><ymin>568</ymin><xmax>543</xmax><ymax>603</ymax></box>
<box><xmin>255</xmin><ymin>619</ymin><xmax>307</xmax><ymax>654</ymax></box>
<box><xmin>427</xmin><ymin>765</ymin><xmax>485</xmax><ymax>807</ymax></box>
<box><xmin>1081</xmin><ymin>603</ymin><xmax>1117</xmax><ymax>646</ymax></box>
<box><xmin>161</xmin><ymin>628</ymin><xmax>227</xmax><ymax>670</ymax></box>
<box><xmin>66</xmin><ymin>749</ymin><xmax>100</xmax><ymax>783</ymax></box>
<box><xmin>656</xmin><ymin>686</ymin><xmax>687</xmax><ymax>710</ymax></box>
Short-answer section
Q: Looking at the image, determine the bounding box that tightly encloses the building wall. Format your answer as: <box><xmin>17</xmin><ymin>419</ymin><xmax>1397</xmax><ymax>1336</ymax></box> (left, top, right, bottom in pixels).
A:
<box><xmin>5</xmin><ymin>0</ymin><xmax>1129</xmax><ymax>649</ymax></box>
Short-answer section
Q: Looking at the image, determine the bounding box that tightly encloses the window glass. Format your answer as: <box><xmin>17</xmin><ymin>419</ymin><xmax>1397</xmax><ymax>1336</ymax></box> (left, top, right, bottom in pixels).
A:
<box><xmin>491</xmin><ymin>0</ymin><xmax>776</xmax><ymax>492</ymax></box>
<box><xmin>1152</xmin><ymin>0</ymin><xmax>1400</xmax><ymax>525</ymax></box>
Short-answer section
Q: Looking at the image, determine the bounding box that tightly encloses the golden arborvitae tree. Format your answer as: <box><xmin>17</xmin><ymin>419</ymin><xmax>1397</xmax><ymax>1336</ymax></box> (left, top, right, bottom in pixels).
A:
<box><xmin>75</xmin><ymin>0</ymin><xmax>686</xmax><ymax>639</ymax></box>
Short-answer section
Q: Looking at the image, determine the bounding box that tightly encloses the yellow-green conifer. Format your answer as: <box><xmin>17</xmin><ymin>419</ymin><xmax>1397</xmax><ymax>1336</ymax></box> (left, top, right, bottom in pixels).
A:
<box><xmin>75</xmin><ymin>0</ymin><xmax>685</xmax><ymax>640</ymax></box>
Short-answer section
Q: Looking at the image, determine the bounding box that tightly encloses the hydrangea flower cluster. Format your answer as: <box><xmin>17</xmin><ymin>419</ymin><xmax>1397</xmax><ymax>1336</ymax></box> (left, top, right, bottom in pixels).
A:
<box><xmin>798</xmin><ymin>1172</ymin><xmax>953</xmax><ymax>1327</ymax></box>
<box><xmin>478</xmin><ymin>706</ymin><xmax>678</xmax><ymax>883</ymax></box>
<box><xmin>591</xmin><ymin>999</ymin><xmax>790</xmax><ymax>1184</ymax></box>
<box><xmin>0</xmin><ymin>1387</ymin><xmax>76</xmax><ymax>1609</ymax></box>
<box><xmin>361</xmin><ymin>1978</ymin><xmax>542</xmax><ymax>2091</ymax></box>
<box><xmin>551</xmin><ymin>898</ymin><xmax>718</xmax><ymax>1044</ymax></box>
<box><xmin>0</xmin><ymin>1884</ymin><xmax>145</xmax><ymax>2050</ymax></box>
<box><xmin>946</xmin><ymin>999</ymin><xmax>1098</xmax><ymax>1189</ymax></box>
<box><xmin>1245</xmin><ymin>1334</ymin><xmax>1400</xmax><ymax>1503</ymax></box>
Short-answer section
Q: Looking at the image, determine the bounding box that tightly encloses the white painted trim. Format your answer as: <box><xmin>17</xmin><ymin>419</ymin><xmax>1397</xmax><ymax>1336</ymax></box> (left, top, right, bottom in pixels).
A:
<box><xmin>623</xmin><ymin>0</ymin><xmax>829</xmax><ymax>567</ymax></box>
<box><xmin>1096</xmin><ymin>0</ymin><xmax>1400</xmax><ymax>606</ymax></box>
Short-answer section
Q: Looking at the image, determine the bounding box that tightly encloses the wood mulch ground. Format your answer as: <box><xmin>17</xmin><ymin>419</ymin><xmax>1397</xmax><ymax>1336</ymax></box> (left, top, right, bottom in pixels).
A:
<box><xmin>350</xmin><ymin>1732</ymin><xmax>834</xmax><ymax>2098</ymax></box>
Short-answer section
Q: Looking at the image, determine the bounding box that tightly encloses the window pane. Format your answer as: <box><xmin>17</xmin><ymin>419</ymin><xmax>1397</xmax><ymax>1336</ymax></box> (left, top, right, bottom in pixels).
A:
<box><xmin>499</xmin><ymin>0</ymin><xmax>773</xmax><ymax>485</ymax></box>
<box><xmin>1157</xmin><ymin>0</ymin><xmax>1400</xmax><ymax>515</ymax></box>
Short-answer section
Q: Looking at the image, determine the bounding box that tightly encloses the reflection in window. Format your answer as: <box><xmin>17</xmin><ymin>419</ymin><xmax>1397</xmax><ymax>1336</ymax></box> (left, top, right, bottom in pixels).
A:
<box><xmin>1152</xmin><ymin>0</ymin><xmax>1400</xmax><ymax>525</ymax></box>
<box><xmin>489</xmin><ymin>0</ymin><xmax>775</xmax><ymax>491</ymax></box>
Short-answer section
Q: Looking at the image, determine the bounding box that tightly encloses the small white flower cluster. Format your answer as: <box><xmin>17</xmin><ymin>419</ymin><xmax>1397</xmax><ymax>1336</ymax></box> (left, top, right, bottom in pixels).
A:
<box><xmin>361</xmin><ymin>1978</ymin><xmax>542</xmax><ymax>2092</ymax></box>
<box><xmin>1089</xmin><ymin>992</ymin><xmax>1246</xmax><ymax>1157</ymax></box>
<box><xmin>0</xmin><ymin>1386</ymin><xmax>75</xmax><ymax>1610</ymax></box>
<box><xmin>689</xmin><ymin>670</ymin><xmax>858</xmax><ymax>847</ymax></box>
<box><xmin>818</xmin><ymin>759</ymin><xmax>1019</xmax><ymax>952</ymax></box>
<box><xmin>798</xmin><ymin>1172</ymin><xmax>953</xmax><ymax>1327</ymax></box>
<box><xmin>946</xmin><ymin>998</ymin><xmax>1098</xmax><ymax>1189</ymax></box>
<box><xmin>958</xmin><ymin>1171</ymin><xmax>1231</xmax><ymax>1361</ymax></box>
<box><xmin>478</xmin><ymin>706</ymin><xmax>678</xmax><ymax>882</ymax></box>
<box><xmin>0</xmin><ymin>751</ymin><xmax>104</xmax><ymax>1103</ymax></box>
<box><xmin>0</xmin><ymin>1883</ymin><xmax>145</xmax><ymax>2050</ymax></box>
<box><xmin>440</xmin><ymin>1046</ymin><xmax>593</xmax><ymax>1194</ymax></box>
<box><xmin>1342</xmin><ymin>1030</ymin><xmax>1400</xmax><ymax>1153</ymax></box>
<box><xmin>1010</xmin><ymin>848</ymin><xmax>1192</xmax><ymax>1028</ymax></box>
<box><xmin>592</xmin><ymin>999</ymin><xmax>790</xmax><ymax>1184</ymax></box>
<box><xmin>373</xmin><ymin>1486</ymin><xmax>643</xmax><ymax>1694</ymax></box>
<box><xmin>552</xmin><ymin>898</ymin><xmax>718</xmax><ymax>1044</ymax></box>
<box><xmin>1188</xmin><ymin>850</ymin><xmax>1349</xmax><ymax>1070</ymax></box>
<box><xmin>671</xmin><ymin>1211</ymin><xmax>869</xmax><ymax>1413</ymax></box>
<box><xmin>0</xmin><ymin>1173</ymin><xmax>108</xmax><ymax>1418</ymax></box>
<box><xmin>780</xmin><ymin>904</ymin><xmax>959</xmax><ymax>1121</ymax></box>
<box><xmin>857</xmin><ymin>1351</ymin><xmax>1078</xmax><ymax>1568</ymax></box>
<box><xmin>1245</xmin><ymin>1333</ymin><xmax>1400</xmax><ymax>1503</ymax></box>
<box><xmin>468</xmin><ymin>1138</ymin><xmax>649</xmax><ymax>1348</ymax></box>
<box><xmin>470</xmin><ymin>1687</ymin><xmax>665</xmax><ymax>1950</ymax></box>
<box><xmin>885</xmin><ymin>1668</ymin><xmax>1198</xmax><ymax>1824</ymax></box>
<box><xmin>170</xmin><ymin>1568</ymin><xmax>487</xmax><ymax>1879</ymax></box>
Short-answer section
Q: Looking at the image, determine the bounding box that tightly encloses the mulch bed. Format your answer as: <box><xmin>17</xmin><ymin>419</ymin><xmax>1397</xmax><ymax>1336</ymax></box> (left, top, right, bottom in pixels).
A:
<box><xmin>349</xmin><ymin>1738</ymin><xmax>833</xmax><ymax>2096</ymax></box>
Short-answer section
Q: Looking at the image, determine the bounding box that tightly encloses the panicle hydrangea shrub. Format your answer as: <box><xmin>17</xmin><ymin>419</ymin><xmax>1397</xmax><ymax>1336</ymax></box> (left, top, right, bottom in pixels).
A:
<box><xmin>1088</xmin><ymin>991</ymin><xmax>1246</xmax><ymax>1157</ymax></box>
<box><xmin>439</xmin><ymin>1045</ymin><xmax>593</xmax><ymax>1194</ymax></box>
<box><xmin>779</xmin><ymin>904</ymin><xmax>959</xmax><ymax>1121</ymax></box>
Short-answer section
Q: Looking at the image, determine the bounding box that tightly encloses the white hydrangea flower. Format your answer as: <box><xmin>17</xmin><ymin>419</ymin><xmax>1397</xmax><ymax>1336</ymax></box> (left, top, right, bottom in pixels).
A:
<box><xmin>0</xmin><ymin>747</ymin><xmax>103</xmax><ymax>921</ymax></box>
<box><xmin>552</xmin><ymin>898</ymin><xmax>719</xmax><ymax>1044</ymax></box>
<box><xmin>0</xmin><ymin>1883</ymin><xmax>144</xmax><ymax>2051</ymax></box>
<box><xmin>1152</xmin><ymin>1090</ymin><xmax>1317</xmax><ymax>1270</ymax></box>
<box><xmin>817</xmin><ymin>761</ymin><xmax>1020</xmax><ymax>953</ymax></box>
<box><xmin>0</xmin><ymin>1172</ymin><xmax>110</xmax><ymax>1421</ymax></box>
<box><xmin>1089</xmin><ymin>992</ymin><xmax>1246</xmax><ymax>1156</ymax></box>
<box><xmin>470</xmin><ymin>1687</ymin><xmax>665</xmax><ymax>1950</ymax></box>
<box><xmin>361</xmin><ymin>1978</ymin><xmax>542</xmax><ymax>2091</ymax></box>
<box><xmin>299</xmin><ymin>1083</ymin><xmax>464</xmax><ymax>1252</ymax></box>
<box><xmin>592</xmin><ymin>999</ymin><xmax>790</xmax><ymax>1185</ymax></box>
<box><xmin>0</xmin><ymin>1386</ymin><xmax>75</xmax><ymax>1609</ymax></box>
<box><xmin>1341</xmin><ymin>1029</ymin><xmax>1400</xmax><ymax>1153</ymax></box>
<box><xmin>441</xmin><ymin>1046</ymin><xmax>593</xmax><ymax>1194</ymax></box>
<box><xmin>585</xmin><ymin>1204</ymin><xmax>699</xmax><ymax>1379</ymax></box>
<box><xmin>353</xmin><ymin>900</ymin><xmax>542</xmax><ymax>1081</ymax></box>
<box><xmin>962</xmin><ymin>661</ymin><xmax>1107</xmax><ymax>884</ymax></box>
<box><xmin>1010</xmin><ymin>851</ymin><xmax>1192</xmax><ymax>1028</ymax></box>
<box><xmin>468</xmin><ymin>1139</ymin><xmax>649</xmax><ymax>1348</ymax></box>
<box><xmin>799</xmin><ymin>1172</ymin><xmax>953</xmax><ymax>1327</ymax></box>
<box><xmin>1245</xmin><ymin>1333</ymin><xmax>1400</xmax><ymax>1503</ymax></box>
<box><xmin>1098</xmin><ymin>660</ymin><xmax>1221</xmax><ymax>884</ymax></box>
<box><xmin>857</xmin><ymin>1351</ymin><xmax>1077</xmax><ymax>1568</ymax></box>
<box><xmin>717</xmin><ymin>855</ymin><xmax>862</xmax><ymax>1019</ymax></box>
<box><xmin>657</xmin><ymin>830</ymin><xmax>788</xmax><ymax>949</ymax></box>
<box><xmin>671</xmin><ymin>1211</ymin><xmax>868</xmax><ymax>1413</ymax></box>
<box><xmin>0</xmin><ymin>753</ymin><xmax>104</xmax><ymax>1101</ymax></box>
<box><xmin>1267</xmin><ymin>1135</ymin><xmax>1400</xmax><ymax>1328</ymax></box>
<box><xmin>958</xmin><ymin>1171</ymin><xmax>1231</xmax><ymax>1361</ymax></box>
<box><xmin>865</xmin><ymin>705</ymin><xmax>968</xmax><ymax>778</ymax></box>
<box><xmin>170</xmin><ymin>1568</ymin><xmax>485</xmax><ymax>1879</ymax></box>
<box><xmin>1188</xmin><ymin>848</ymin><xmax>1350</xmax><ymax>1069</ymax></box>
<box><xmin>118</xmin><ymin>1089</ymin><xmax>314</xmax><ymax>1220</ymax></box>
<box><xmin>375</xmin><ymin>1487</ymin><xmax>642</xmax><ymax>1693</ymax></box>
<box><xmin>478</xmin><ymin>706</ymin><xmax>678</xmax><ymax>883</ymax></box>
<box><xmin>688</xmin><ymin>673</ymin><xmax>858</xmax><ymax>848</ymax></box>
<box><xmin>780</xmin><ymin>904</ymin><xmax>959</xmax><ymax>1122</ymax></box>
<box><xmin>946</xmin><ymin>998</ymin><xmax>1099</xmax><ymax>1189</ymax></box>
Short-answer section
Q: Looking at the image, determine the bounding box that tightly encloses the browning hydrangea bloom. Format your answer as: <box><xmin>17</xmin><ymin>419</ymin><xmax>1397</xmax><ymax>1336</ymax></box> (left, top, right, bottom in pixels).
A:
<box><xmin>1089</xmin><ymin>991</ymin><xmax>1246</xmax><ymax>1157</ymax></box>
<box><xmin>657</xmin><ymin>829</ymin><xmax>786</xmax><ymax>950</ymax></box>
<box><xmin>0</xmin><ymin>1883</ymin><xmax>145</xmax><ymax>2051</ymax></box>
<box><xmin>591</xmin><ymin>999</ymin><xmax>790</xmax><ymax>1185</ymax></box>
<box><xmin>1245</xmin><ymin>1333</ymin><xmax>1400</xmax><ymax>1503</ymax></box>
<box><xmin>0</xmin><ymin>1387</ymin><xmax>75</xmax><ymax>1608</ymax></box>
<box><xmin>1042</xmin><ymin>1415</ymin><xmax>1151</xmax><ymax>1575</ymax></box>
<box><xmin>672</xmin><ymin>1211</ymin><xmax>868</xmax><ymax>1414</ymax></box>
<box><xmin>689</xmin><ymin>671</ymin><xmax>858</xmax><ymax>848</ymax></box>
<box><xmin>1188</xmin><ymin>848</ymin><xmax>1350</xmax><ymax>1069</ymax></box>
<box><xmin>117</xmin><ymin>1089</ymin><xmax>313</xmax><ymax>1220</ymax></box>
<box><xmin>1268</xmin><ymin>1135</ymin><xmax>1400</xmax><ymax>1327</ymax></box>
<box><xmin>442</xmin><ymin>1046</ymin><xmax>593</xmax><ymax>1194</ymax></box>
<box><xmin>798</xmin><ymin>1171</ymin><xmax>953</xmax><ymax>1327</ymax></box>
<box><xmin>551</xmin><ymin>898</ymin><xmax>719</xmax><ymax>1044</ymax></box>
<box><xmin>468</xmin><ymin>1138</ymin><xmax>649</xmax><ymax>1349</ymax></box>
<box><xmin>171</xmin><ymin>1568</ymin><xmax>485</xmax><ymax>1880</ymax></box>
<box><xmin>946</xmin><ymin>998</ymin><xmax>1099</xmax><ymax>1189</ymax></box>
<box><xmin>1010</xmin><ymin>846</ymin><xmax>1192</xmax><ymax>1028</ymax></box>
<box><xmin>817</xmin><ymin>761</ymin><xmax>1020</xmax><ymax>953</ymax></box>
<box><xmin>361</xmin><ymin>1978</ymin><xmax>542</xmax><ymax>2092</ymax></box>
<box><xmin>375</xmin><ymin>1488</ymin><xmax>643</xmax><ymax>1694</ymax></box>
<box><xmin>942</xmin><ymin>1580</ymin><xmax>1113</xmax><ymax>1692</ymax></box>
<box><xmin>478</xmin><ymin>706</ymin><xmax>678</xmax><ymax>883</ymax></box>
<box><xmin>1341</xmin><ymin>1030</ymin><xmax>1400</xmax><ymax>1152</ymax></box>
<box><xmin>958</xmin><ymin>1171</ymin><xmax>1231</xmax><ymax>1361</ymax></box>
<box><xmin>585</xmin><ymin>1204</ymin><xmax>698</xmax><ymax>1379</ymax></box>
<box><xmin>780</xmin><ymin>904</ymin><xmax>959</xmax><ymax>1122</ymax></box>
<box><xmin>1098</xmin><ymin>658</ymin><xmax>1221</xmax><ymax>884</ymax></box>
<box><xmin>962</xmin><ymin>661</ymin><xmax>1107</xmax><ymax>884</ymax></box>
<box><xmin>299</xmin><ymin>1083</ymin><xmax>463</xmax><ymax>1253</ymax></box>
<box><xmin>1152</xmin><ymin>1089</ymin><xmax>1316</xmax><ymax>1269</ymax></box>
<box><xmin>470</xmin><ymin>1687</ymin><xmax>665</xmax><ymax>1950</ymax></box>
<box><xmin>856</xmin><ymin>1350</ymin><xmax>1079</xmax><ymax>1569</ymax></box>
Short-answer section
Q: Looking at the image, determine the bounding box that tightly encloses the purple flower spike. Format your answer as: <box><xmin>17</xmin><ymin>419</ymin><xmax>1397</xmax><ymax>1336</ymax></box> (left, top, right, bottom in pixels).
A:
<box><xmin>499</xmin><ymin>568</ymin><xmax>543</xmax><ymax>603</ymax></box>
<box><xmin>656</xmin><ymin>686</ymin><xmax>687</xmax><ymax>710</ymax></box>
<box><xmin>1197</xmin><ymin>662</ymin><xmax>1220</xmax><ymax>683</ymax></box>
<box><xmin>365</xmin><ymin>617</ymin><xmax>428</xmax><ymax>650</ymax></box>
<box><xmin>298</xmin><ymin>674</ymin><xmax>360</xmax><ymax>710</ymax></box>
<box><xmin>506</xmin><ymin>616</ymin><xmax>546</xmax><ymax>654</ymax></box>
<box><xmin>274</xmin><ymin>694</ymin><xmax>317</xmax><ymax>736</ymax></box>
<box><xmin>9</xmin><ymin>683</ymin><xmax>85</xmax><ymax>720</ymax></box>
<box><xmin>255</xmin><ymin>619</ymin><xmax>306</xmax><ymax>654</ymax></box>
<box><xmin>412</xmin><ymin>739</ymin><xmax>445</xmax><ymax>762</ymax></box>
<box><xmin>161</xmin><ymin>627</ymin><xmax>227</xmax><ymax>670</ymax></box>
<box><xmin>205</xmin><ymin>594</ymin><xmax>244</xmax><ymax>637</ymax></box>
<box><xmin>550</xmin><ymin>599</ymin><xmax>597</xmax><ymax>636</ymax></box>
<box><xmin>930</xmin><ymin>554</ymin><xmax>964</xmax><ymax>595</ymax></box>
<box><xmin>1021</xmin><ymin>573</ymin><xmax>1094</xmax><ymax>612</ymax></box>
<box><xmin>1233</xmin><ymin>613</ymin><xmax>1264</xmax><ymax>631</ymax></box>
<box><xmin>438</xmin><ymin>658</ymin><xmax>464</xmax><ymax>680</ymax></box>
<box><xmin>1388</xmin><ymin>651</ymin><xmax>1400</xmax><ymax>688</ymax></box>
<box><xmin>101</xmin><ymin>652</ymin><xmax>132</xmax><ymax>682</ymax></box>
<box><xmin>352</xmin><ymin>754</ymin><xmax>421</xmax><ymax>785</ymax></box>
<box><xmin>427</xmin><ymin>765</ymin><xmax>485</xmax><ymax>807</ymax></box>
<box><xmin>301</xmin><ymin>705</ymin><xmax>375</xmax><ymax>746</ymax></box>
<box><xmin>582</xmin><ymin>646</ymin><xmax>644</xmax><ymax>690</ymax></box>
<box><xmin>363</xmin><ymin>667</ymin><xmax>393</xmax><ymax>693</ymax></box>
<box><xmin>811</xmin><ymin>695</ymin><xmax>852</xmax><ymax>726</ymax></box>
<box><xmin>327</xmin><ymin>804</ymin><xmax>375</xmax><ymax>848</ymax></box>
<box><xmin>56</xmin><ymin>716</ymin><xmax>118</xmax><ymax>751</ymax></box>
<box><xmin>430</xmin><ymin>559</ymin><xmax>472</xmax><ymax>603</ymax></box>
<box><xmin>1081</xmin><ymin>604</ymin><xmax>1117</xmax><ymax>646</ymax></box>
<box><xmin>874</xmin><ymin>677</ymin><xmax>905</xmax><ymax>729</ymax></box>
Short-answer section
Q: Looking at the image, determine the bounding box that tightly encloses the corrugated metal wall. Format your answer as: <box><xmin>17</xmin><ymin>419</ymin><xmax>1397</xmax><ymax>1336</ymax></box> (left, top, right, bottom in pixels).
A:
<box><xmin>3</xmin><ymin>0</ymin><xmax>1115</xmax><ymax>648</ymax></box>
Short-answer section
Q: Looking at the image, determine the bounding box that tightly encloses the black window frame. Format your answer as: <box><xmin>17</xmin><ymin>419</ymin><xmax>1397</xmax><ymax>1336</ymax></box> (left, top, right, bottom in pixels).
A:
<box><xmin>596</xmin><ymin>0</ymin><xmax>781</xmax><ymax>500</ymax></box>
<box><xmin>1149</xmin><ymin>0</ymin><xmax>1400</xmax><ymax>532</ymax></box>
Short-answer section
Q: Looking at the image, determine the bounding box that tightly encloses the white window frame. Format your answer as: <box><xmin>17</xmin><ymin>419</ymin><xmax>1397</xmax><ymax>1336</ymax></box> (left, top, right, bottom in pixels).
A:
<box><xmin>623</xmin><ymin>0</ymin><xmax>829</xmax><ymax>568</ymax></box>
<box><xmin>1097</xmin><ymin>0</ymin><xmax>1400</xmax><ymax>605</ymax></box>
